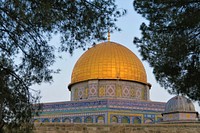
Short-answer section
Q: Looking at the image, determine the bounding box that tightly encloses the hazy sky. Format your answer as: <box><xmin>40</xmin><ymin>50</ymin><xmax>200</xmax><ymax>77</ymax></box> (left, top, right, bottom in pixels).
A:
<box><xmin>33</xmin><ymin>0</ymin><xmax>200</xmax><ymax>112</ymax></box>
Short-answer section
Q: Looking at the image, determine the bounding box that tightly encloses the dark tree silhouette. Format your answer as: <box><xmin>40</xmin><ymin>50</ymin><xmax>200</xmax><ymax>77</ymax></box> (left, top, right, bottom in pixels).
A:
<box><xmin>0</xmin><ymin>0</ymin><xmax>125</xmax><ymax>132</ymax></box>
<box><xmin>133</xmin><ymin>1</ymin><xmax>200</xmax><ymax>102</ymax></box>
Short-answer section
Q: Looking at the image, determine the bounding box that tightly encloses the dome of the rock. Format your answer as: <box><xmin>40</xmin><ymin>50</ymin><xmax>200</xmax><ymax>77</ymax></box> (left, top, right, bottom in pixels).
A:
<box><xmin>69</xmin><ymin>41</ymin><xmax>147</xmax><ymax>89</ymax></box>
<box><xmin>33</xmin><ymin>39</ymin><xmax>199</xmax><ymax>125</ymax></box>
<box><xmin>68</xmin><ymin>41</ymin><xmax>151</xmax><ymax>101</ymax></box>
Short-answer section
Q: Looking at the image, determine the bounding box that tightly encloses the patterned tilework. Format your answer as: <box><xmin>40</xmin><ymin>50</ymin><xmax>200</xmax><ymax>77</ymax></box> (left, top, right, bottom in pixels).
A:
<box><xmin>117</xmin><ymin>115</ymin><xmax>140</xmax><ymax>124</ymax></box>
<box><xmin>122</xmin><ymin>86</ymin><xmax>130</xmax><ymax>97</ymax></box>
<box><xmin>89</xmin><ymin>84</ymin><xmax>98</xmax><ymax>97</ymax></box>
<box><xmin>84</xmin><ymin>88</ymin><xmax>88</xmax><ymax>99</ymax></box>
<box><xmin>130</xmin><ymin>87</ymin><xmax>135</xmax><ymax>98</ymax></box>
<box><xmin>70</xmin><ymin>80</ymin><xmax>150</xmax><ymax>101</ymax></box>
<box><xmin>99</xmin><ymin>86</ymin><xmax>105</xmax><ymax>97</ymax></box>
<box><xmin>163</xmin><ymin>112</ymin><xmax>198</xmax><ymax>121</ymax></box>
<box><xmin>106</xmin><ymin>85</ymin><xmax>115</xmax><ymax>96</ymax></box>
<box><xmin>34</xmin><ymin>99</ymin><xmax>165</xmax><ymax>124</ymax></box>
<box><xmin>116</xmin><ymin>85</ymin><xmax>122</xmax><ymax>97</ymax></box>
<box><xmin>107</xmin><ymin>112</ymin><xmax>143</xmax><ymax>124</ymax></box>
<box><xmin>74</xmin><ymin>88</ymin><xmax>78</xmax><ymax>100</ymax></box>
<box><xmin>78</xmin><ymin>88</ymin><xmax>84</xmax><ymax>99</ymax></box>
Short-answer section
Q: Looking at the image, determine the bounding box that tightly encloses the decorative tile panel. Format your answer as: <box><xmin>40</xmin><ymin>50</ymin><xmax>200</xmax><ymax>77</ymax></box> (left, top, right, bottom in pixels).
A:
<box><xmin>123</xmin><ymin>86</ymin><xmax>130</xmax><ymax>97</ymax></box>
<box><xmin>89</xmin><ymin>84</ymin><xmax>97</xmax><ymax>97</ymax></box>
<box><xmin>70</xmin><ymin>80</ymin><xmax>149</xmax><ymax>101</ymax></box>
<box><xmin>74</xmin><ymin>88</ymin><xmax>78</xmax><ymax>100</ymax></box>
<box><xmin>99</xmin><ymin>86</ymin><xmax>105</xmax><ymax>97</ymax></box>
<box><xmin>106</xmin><ymin>85</ymin><xmax>115</xmax><ymax>96</ymax></box>
<box><xmin>136</xmin><ymin>89</ymin><xmax>141</xmax><ymax>100</ymax></box>
<box><xmin>130</xmin><ymin>88</ymin><xmax>135</xmax><ymax>98</ymax></box>
<box><xmin>116</xmin><ymin>85</ymin><xmax>122</xmax><ymax>97</ymax></box>
<box><xmin>78</xmin><ymin>88</ymin><xmax>84</xmax><ymax>99</ymax></box>
<box><xmin>84</xmin><ymin>88</ymin><xmax>88</xmax><ymax>99</ymax></box>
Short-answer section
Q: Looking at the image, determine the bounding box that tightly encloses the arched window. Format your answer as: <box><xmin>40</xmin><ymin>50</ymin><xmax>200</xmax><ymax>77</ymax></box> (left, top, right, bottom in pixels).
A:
<box><xmin>42</xmin><ymin>118</ymin><xmax>50</xmax><ymax>123</ymax></box>
<box><xmin>111</xmin><ymin>116</ymin><xmax>118</xmax><ymax>124</ymax></box>
<box><xmin>73</xmin><ymin>117</ymin><xmax>82</xmax><ymax>123</ymax></box>
<box><xmin>144</xmin><ymin>118</ymin><xmax>154</xmax><ymax>124</ymax></box>
<box><xmin>63</xmin><ymin>117</ymin><xmax>71</xmax><ymax>123</ymax></box>
<box><xmin>96</xmin><ymin>116</ymin><xmax>104</xmax><ymax>124</ymax></box>
<box><xmin>34</xmin><ymin>119</ymin><xmax>40</xmax><ymax>123</ymax></box>
<box><xmin>85</xmin><ymin>116</ymin><xmax>93</xmax><ymax>123</ymax></box>
<box><xmin>133</xmin><ymin>117</ymin><xmax>141</xmax><ymax>124</ymax></box>
<box><xmin>52</xmin><ymin>118</ymin><xmax>60</xmax><ymax>122</ymax></box>
<box><xmin>121</xmin><ymin>116</ymin><xmax>129</xmax><ymax>124</ymax></box>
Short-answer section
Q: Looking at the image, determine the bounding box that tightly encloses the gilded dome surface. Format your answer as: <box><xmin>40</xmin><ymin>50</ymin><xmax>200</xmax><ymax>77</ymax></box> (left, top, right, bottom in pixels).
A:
<box><xmin>69</xmin><ymin>42</ymin><xmax>147</xmax><ymax>87</ymax></box>
<box><xmin>164</xmin><ymin>96</ymin><xmax>195</xmax><ymax>113</ymax></box>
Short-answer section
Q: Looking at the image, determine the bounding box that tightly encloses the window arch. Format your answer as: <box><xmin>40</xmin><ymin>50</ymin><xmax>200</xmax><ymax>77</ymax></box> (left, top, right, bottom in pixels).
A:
<box><xmin>73</xmin><ymin>117</ymin><xmax>82</xmax><ymax>123</ymax></box>
<box><xmin>144</xmin><ymin>118</ymin><xmax>154</xmax><ymax>124</ymax></box>
<box><xmin>121</xmin><ymin>116</ymin><xmax>130</xmax><ymax>124</ymax></box>
<box><xmin>42</xmin><ymin>118</ymin><xmax>50</xmax><ymax>123</ymax></box>
<box><xmin>34</xmin><ymin>119</ymin><xmax>40</xmax><ymax>123</ymax></box>
<box><xmin>111</xmin><ymin>116</ymin><xmax>118</xmax><ymax>124</ymax></box>
<box><xmin>96</xmin><ymin>115</ymin><xmax>104</xmax><ymax>124</ymax></box>
<box><xmin>63</xmin><ymin>117</ymin><xmax>71</xmax><ymax>123</ymax></box>
<box><xmin>133</xmin><ymin>117</ymin><xmax>141</xmax><ymax>124</ymax></box>
<box><xmin>52</xmin><ymin>118</ymin><xmax>60</xmax><ymax>122</ymax></box>
<box><xmin>85</xmin><ymin>116</ymin><xmax>93</xmax><ymax>123</ymax></box>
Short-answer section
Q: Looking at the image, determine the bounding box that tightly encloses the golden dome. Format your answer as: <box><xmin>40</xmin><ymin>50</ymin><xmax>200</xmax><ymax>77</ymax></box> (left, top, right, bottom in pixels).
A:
<box><xmin>69</xmin><ymin>42</ymin><xmax>147</xmax><ymax>88</ymax></box>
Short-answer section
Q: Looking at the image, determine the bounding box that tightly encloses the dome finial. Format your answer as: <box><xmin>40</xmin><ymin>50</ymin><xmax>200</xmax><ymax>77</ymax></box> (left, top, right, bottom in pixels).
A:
<box><xmin>108</xmin><ymin>29</ymin><xmax>110</xmax><ymax>42</ymax></box>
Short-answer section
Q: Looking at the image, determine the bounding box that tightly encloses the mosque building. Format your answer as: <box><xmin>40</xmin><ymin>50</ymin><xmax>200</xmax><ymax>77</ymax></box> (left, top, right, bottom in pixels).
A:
<box><xmin>34</xmin><ymin>37</ymin><xmax>199</xmax><ymax>124</ymax></box>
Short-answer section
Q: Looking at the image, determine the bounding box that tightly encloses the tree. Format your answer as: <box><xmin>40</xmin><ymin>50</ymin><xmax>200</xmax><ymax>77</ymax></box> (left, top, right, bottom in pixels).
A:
<box><xmin>133</xmin><ymin>1</ymin><xmax>200</xmax><ymax>102</ymax></box>
<box><xmin>0</xmin><ymin>0</ymin><xmax>125</xmax><ymax>132</ymax></box>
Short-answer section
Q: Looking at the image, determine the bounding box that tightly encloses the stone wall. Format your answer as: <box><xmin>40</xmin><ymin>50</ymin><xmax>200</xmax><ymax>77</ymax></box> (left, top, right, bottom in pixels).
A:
<box><xmin>34</xmin><ymin>123</ymin><xmax>200</xmax><ymax>133</ymax></box>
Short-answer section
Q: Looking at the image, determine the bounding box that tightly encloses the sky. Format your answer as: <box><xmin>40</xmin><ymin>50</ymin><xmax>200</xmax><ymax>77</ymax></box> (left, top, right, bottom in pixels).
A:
<box><xmin>33</xmin><ymin>0</ymin><xmax>200</xmax><ymax>112</ymax></box>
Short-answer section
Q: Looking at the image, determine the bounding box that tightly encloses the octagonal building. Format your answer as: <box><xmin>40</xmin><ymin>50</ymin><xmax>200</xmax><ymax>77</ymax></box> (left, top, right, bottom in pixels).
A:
<box><xmin>34</xmin><ymin>41</ymin><xmax>166</xmax><ymax>124</ymax></box>
<box><xmin>69</xmin><ymin>42</ymin><xmax>150</xmax><ymax>101</ymax></box>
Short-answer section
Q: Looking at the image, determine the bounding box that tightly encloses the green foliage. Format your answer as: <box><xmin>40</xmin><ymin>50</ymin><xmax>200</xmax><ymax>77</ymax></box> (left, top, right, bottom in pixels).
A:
<box><xmin>133</xmin><ymin>1</ymin><xmax>200</xmax><ymax>102</ymax></box>
<box><xmin>0</xmin><ymin>0</ymin><xmax>125</xmax><ymax>132</ymax></box>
